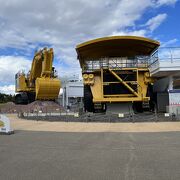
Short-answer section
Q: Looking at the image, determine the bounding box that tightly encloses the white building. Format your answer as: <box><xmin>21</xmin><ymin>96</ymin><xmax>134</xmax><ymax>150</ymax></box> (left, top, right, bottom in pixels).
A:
<box><xmin>150</xmin><ymin>47</ymin><xmax>180</xmax><ymax>112</ymax></box>
<box><xmin>58</xmin><ymin>75</ymin><xmax>83</xmax><ymax>108</ymax></box>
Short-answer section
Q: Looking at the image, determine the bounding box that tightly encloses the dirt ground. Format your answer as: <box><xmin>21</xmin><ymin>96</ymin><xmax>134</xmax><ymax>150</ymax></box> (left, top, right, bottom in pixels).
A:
<box><xmin>6</xmin><ymin>114</ymin><xmax>180</xmax><ymax>133</ymax></box>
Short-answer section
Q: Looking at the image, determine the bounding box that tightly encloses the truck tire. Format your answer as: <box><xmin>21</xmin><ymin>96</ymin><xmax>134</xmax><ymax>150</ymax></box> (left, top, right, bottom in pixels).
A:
<box><xmin>84</xmin><ymin>85</ymin><xmax>94</xmax><ymax>112</ymax></box>
<box><xmin>133</xmin><ymin>101</ymin><xmax>143</xmax><ymax>113</ymax></box>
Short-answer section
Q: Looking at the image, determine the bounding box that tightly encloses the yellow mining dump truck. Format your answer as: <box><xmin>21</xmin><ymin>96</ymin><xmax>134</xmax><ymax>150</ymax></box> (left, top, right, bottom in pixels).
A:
<box><xmin>15</xmin><ymin>48</ymin><xmax>61</xmax><ymax>104</ymax></box>
<box><xmin>76</xmin><ymin>36</ymin><xmax>160</xmax><ymax>113</ymax></box>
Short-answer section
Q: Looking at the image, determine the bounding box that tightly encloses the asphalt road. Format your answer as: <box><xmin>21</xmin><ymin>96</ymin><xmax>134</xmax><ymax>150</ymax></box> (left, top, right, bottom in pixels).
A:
<box><xmin>1</xmin><ymin>131</ymin><xmax>180</xmax><ymax>180</ymax></box>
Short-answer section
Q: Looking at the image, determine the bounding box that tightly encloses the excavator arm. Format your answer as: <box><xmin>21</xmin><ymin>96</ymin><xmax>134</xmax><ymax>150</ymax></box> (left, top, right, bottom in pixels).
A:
<box><xmin>29</xmin><ymin>50</ymin><xmax>43</xmax><ymax>86</ymax></box>
<box><xmin>35</xmin><ymin>48</ymin><xmax>61</xmax><ymax>100</ymax></box>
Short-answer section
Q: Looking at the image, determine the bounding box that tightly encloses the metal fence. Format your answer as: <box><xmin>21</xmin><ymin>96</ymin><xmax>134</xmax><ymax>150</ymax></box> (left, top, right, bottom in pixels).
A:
<box><xmin>149</xmin><ymin>47</ymin><xmax>180</xmax><ymax>65</ymax></box>
<box><xmin>0</xmin><ymin>102</ymin><xmax>179</xmax><ymax>122</ymax></box>
<box><xmin>18</xmin><ymin>110</ymin><xmax>179</xmax><ymax>123</ymax></box>
<box><xmin>83</xmin><ymin>56</ymin><xmax>150</xmax><ymax>72</ymax></box>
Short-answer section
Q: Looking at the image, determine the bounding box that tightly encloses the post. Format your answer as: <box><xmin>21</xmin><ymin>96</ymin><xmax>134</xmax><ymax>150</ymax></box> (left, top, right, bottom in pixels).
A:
<box><xmin>168</xmin><ymin>76</ymin><xmax>173</xmax><ymax>91</ymax></box>
<box><xmin>62</xmin><ymin>87</ymin><xmax>65</xmax><ymax>107</ymax></box>
<box><xmin>66</xmin><ymin>85</ymin><xmax>69</xmax><ymax>107</ymax></box>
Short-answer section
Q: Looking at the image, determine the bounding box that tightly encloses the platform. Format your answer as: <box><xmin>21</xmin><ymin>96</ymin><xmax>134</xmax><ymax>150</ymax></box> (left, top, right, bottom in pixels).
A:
<box><xmin>150</xmin><ymin>47</ymin><xmax>180</xmax><ymax>77</ymax></box>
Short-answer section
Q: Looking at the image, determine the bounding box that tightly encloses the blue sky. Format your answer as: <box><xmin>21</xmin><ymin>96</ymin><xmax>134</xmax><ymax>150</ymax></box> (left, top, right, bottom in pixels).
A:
<box><xmin>150</xmin><ymin>1</ymin><xmax>180</xmax><ymax>43</ymax></box>
<box><xmin>0</xmin><ymin>0</ymin><xmax>179</xmax><ymax>94</ymax></box>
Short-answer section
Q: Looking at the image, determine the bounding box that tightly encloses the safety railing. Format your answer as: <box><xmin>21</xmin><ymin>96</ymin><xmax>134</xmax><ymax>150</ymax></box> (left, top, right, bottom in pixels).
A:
<box><xmin>149</xmin><ymin>47</ymin><xmax>180</xmax><ymax>74</ymax></box>
<box><xmin>83</xmin><ymin>56</ymin><xmax>150</xmax><ymax>72</ymax></box>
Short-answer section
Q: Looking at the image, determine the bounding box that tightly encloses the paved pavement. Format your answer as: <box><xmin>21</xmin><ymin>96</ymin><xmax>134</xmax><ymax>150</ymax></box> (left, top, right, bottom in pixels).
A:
<box><xmin>1</xmin><ymin>131</ymin><xmax>180</xmax><ymax>180</ymax></box>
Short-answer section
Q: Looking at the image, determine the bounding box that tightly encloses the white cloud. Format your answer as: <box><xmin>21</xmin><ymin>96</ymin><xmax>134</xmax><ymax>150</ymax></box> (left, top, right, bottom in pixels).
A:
<box><xmin>145</xmin><ymin>13</ymin><xmax>167</xmax><ymax>31</ymax></box>
<box><xmin>0</xmin><ymin>85</ymin><xmax>15</xmax><ymax>95</ymax></box>
<box><xmin>56</xmin><ymin>64</ymin><xmax>81</xmax><ymax>79</ymax></box>
<box><xmin>155</xmin><ymin>0</ymin><xmax>178</xmax><ymax>6</ymax></box>
<box><xmin>0</xmin><ymin>0</ymin><xmax>149</xmax><ymax>73</ymax></box>
<box><xmin>0</xmin><ymin>0</ymin><xmax>178</xmax><ymax>91</ymax></box>
<box><xmin>0</xmin><ymin>1</ymin><xmax>175</xmax><ymax>52</ymax></box>
<box><xmin>112</xmin><ymin>29</ymin><xmax>147</xmax><ymax>37</ymax></box>
<box><xmin>0</xmin><ymin>56</ymin><xmax>31</xmax><ymax>84</ymax></box>
<box><xmin>161</xmin><ymin>38</ymin><xmax>178</xmax><ymax>47</ymax></box>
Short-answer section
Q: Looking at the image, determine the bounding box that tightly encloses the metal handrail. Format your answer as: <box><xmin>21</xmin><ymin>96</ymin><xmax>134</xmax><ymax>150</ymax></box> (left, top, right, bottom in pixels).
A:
<box><xmin>150</xmin><ymin>47</ymin><xmax>180</xmax><ymax>65</ymax></box>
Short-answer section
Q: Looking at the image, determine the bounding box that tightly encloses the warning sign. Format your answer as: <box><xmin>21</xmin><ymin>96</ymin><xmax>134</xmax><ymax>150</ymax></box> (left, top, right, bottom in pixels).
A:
<box><xmin>0</xmin><ymin>115</ymin><xmax>14</xmax><ymax>135</ymax></box>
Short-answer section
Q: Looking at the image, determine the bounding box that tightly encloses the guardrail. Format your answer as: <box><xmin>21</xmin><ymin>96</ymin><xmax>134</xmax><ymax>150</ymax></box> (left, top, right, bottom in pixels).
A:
<box><xmin>149</xmin><ymin>47</ymin><xmax>180</xmax><ymax>74</ymax></box>
<box><xmin>83</xmin><ymin>56</ymin><xmax>150</xmax><ymax>71</ymax></box>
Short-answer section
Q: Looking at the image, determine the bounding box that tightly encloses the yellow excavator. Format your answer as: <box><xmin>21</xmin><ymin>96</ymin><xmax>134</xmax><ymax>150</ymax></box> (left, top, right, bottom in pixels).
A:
<box><xmin>15</xmin><ymin>47</ymin><xmax>61</xmax><ymax>104</ymax></box>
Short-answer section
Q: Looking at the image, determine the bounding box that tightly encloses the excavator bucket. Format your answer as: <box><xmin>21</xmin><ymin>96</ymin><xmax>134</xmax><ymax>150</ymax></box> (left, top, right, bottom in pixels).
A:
<box><xmin>35</xmin><ymin>78</ymin><xmax>61</xmax><ymax>100</ymax></box>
